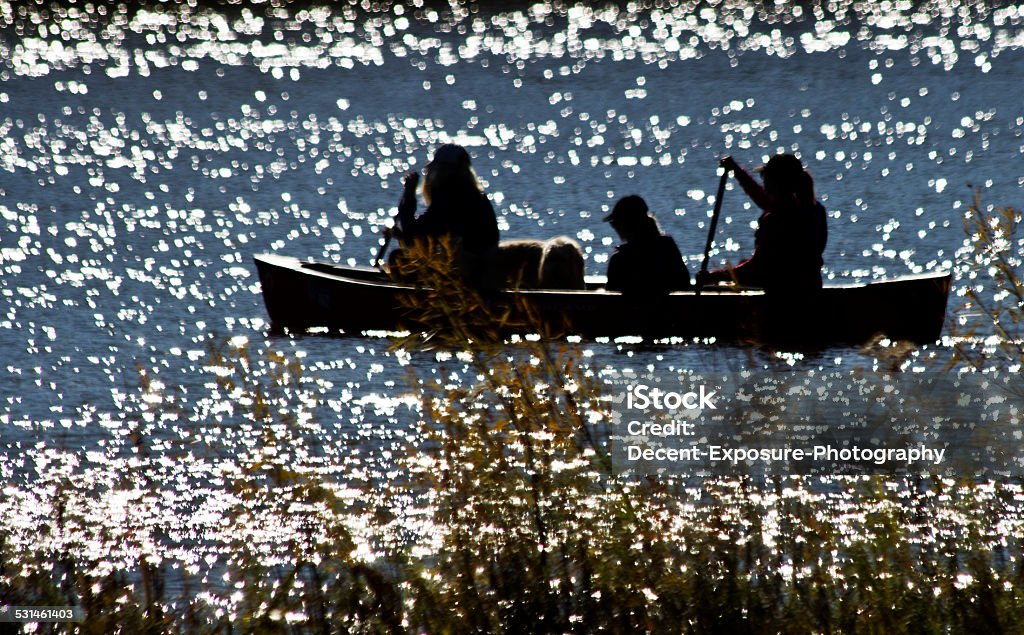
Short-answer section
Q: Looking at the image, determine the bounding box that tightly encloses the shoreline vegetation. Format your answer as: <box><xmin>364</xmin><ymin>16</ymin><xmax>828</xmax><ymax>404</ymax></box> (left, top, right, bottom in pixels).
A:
<box><xmin>3</xmin><ymin>205</ymin><xmax>1024</xmax><ymax>633</ymax></box>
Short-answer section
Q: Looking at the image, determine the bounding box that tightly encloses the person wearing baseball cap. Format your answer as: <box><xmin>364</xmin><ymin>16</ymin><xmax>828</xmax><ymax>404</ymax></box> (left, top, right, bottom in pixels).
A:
<box><xmin>698</xmin><ymin>153</ymin><xmax>827</xmax><ymax>294</ymax></box>
<box><xmin>604</xmin><ymin>195</ymin><xmax>692</xmax><ymax>294</ymax></box>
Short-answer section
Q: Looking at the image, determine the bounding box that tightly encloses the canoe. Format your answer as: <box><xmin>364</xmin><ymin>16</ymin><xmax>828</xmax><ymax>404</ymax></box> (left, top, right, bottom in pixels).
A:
<box><xmin>253</xmin><ymin>253</ymin><xmax>951</xmax><ymax>346</ymax></box>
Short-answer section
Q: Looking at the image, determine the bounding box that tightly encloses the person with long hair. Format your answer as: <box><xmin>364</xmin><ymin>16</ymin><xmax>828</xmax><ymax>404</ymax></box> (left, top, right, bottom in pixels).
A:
<box><xmin>604</xmin><ymin>195</ymin><xmax>692</xmax><ymax>294</ymax></box>
<box><xmin>700</xmin><ymin>153</ymin><xmax>827</xmax><ymax>294</ymax></box>
<box><xmin>395</xmin><ymin>143</ymin><xmax>499</xmax><ymax>262</ymax></box>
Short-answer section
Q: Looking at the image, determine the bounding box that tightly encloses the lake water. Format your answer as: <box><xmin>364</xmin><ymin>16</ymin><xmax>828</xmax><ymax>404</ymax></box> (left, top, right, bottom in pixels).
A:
<box><xmin>2</xmin><ymin>0</ymin><xmax>1023</xmax><ymax>584</ymax></box>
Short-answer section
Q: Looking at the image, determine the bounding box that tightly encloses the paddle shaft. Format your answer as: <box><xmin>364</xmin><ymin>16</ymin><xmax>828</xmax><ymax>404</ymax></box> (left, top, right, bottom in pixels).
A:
<box><xmin>376</xmin><ymin>172</ymin><xmax>419</xmax><ymax>269</ymax></box>
<box><xmin>696</xmin><ymin>167</ymin><xmax>730</xmax><ymax>296</ymax></box>
<box><xmin>374</xmin><ymin>228</ymin><xmax>393</xmax><ymax>269</ymax></box>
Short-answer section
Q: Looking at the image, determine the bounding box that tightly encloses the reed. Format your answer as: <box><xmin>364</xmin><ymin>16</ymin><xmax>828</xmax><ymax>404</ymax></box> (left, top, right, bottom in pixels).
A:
<box><xmin>951</xmin><ymin>193</ymin><xmax>1024</xmax><ymax>378</ymax></box>
<box><xmin>2</xmin><ymin>229</ymin><xmax>1024</xmax><ymax>633</ymax></box>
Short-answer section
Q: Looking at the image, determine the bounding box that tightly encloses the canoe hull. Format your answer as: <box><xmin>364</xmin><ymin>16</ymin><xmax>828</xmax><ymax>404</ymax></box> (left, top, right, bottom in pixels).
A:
<box><xmin>253</xmin><ymin>254</ymin><xmax>951</xmax><ymax>346</ymax></box>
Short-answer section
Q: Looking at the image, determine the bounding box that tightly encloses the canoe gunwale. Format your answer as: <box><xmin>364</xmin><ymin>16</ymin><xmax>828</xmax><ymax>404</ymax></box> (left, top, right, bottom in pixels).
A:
<box><xmin>253</xmin><ymin>253</ymin><xmax>952</xmax><ymax>345</ymax></box>
<box><xmin>259</xmin><ymin>252</ymin><xmax>949</xmax><ymax>296</ymax></box>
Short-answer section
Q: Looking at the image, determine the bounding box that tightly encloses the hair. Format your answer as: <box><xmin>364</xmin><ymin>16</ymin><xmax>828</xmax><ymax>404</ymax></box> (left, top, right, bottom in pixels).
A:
<box><xmin>762</xmin><ymin>155</ymin><xmax>817</xmax><ymax>209</ymax></box>
<box><xmin>616</xmin><ymin>212</ymin><xmax>663</xmax><ymax>243</ymax></box>
<box><xmin>796</xmin><ymin>170</ymin><xmax>817</xmax><ymax>206</ymax></box>
<box><xmin>422</xmin><ymin>159</ymin><xmax>484</xmax><ymax>205</ymax></box>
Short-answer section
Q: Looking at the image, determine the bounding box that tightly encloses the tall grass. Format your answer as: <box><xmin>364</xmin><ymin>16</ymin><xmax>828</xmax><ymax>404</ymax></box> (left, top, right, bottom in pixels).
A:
<box><xmin>952</xmin><ymin>194</ymin><xmax>1024</xmax><ymax>378</ymax></box>
<box><xmin>2</xmin><ymin>233</ymin><xmax>1024</xmax><ymax>633</ymax></box>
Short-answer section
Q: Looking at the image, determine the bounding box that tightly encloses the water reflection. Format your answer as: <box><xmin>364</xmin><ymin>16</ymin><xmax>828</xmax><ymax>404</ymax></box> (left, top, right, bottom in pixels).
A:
<box><xmin>1</xmin><ymin>0</ymin><xmax>1023</xmax><ymax>615</ymax></box>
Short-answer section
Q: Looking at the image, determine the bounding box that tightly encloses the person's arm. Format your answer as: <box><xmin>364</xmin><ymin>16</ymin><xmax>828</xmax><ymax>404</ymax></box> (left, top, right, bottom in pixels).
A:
<box><xmin>456</xmin><ymin>193</ymin><xmax>500</xmax><ymax>254</ymax></box>
<box><xmin>726</xmin><ymin>211</ymin><xmax>786</xmax><ymax>288</ymax></box>
<box><xmin>725</xmin><ymin>256</ymin><xmax>761</xmax><ymax>287</ymax></box>
<box><xmin>605</xmin><ymin>249</ymin><xmax>624</xmax><ymax>291</ymax></box>
<box><xmin>699</xmin><ymin>258</ymin><xmax>758</xmax><ymax>288</ymax></box>
<box><xmin>663</xmin><ymin>237</ymin><xmax>692</xmax><ymax>290</ymax></box>
<box><xmin>396</xmin><ymin>171</ymin><xmax>420</xmax><ymax>238</ymax></box>
<box><xmin>697</xmin><ymin>266</ymin><xmax>734</xmax><ymax>287</ymax></box>
<box><xmin>721</xmin><ymin>156</ymin><xmax>771</xmax><ymax>211</ymax></box>
<box><xmin>478</xmin><ymin>196</ymin><xmax>500</xmax><ymax>250</ymax></box>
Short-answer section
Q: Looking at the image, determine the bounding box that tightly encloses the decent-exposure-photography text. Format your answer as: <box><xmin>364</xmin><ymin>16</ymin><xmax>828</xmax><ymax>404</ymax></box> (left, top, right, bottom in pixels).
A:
<box><xmin>609</xmin><ymin>371</ymin><xmax>1022</xmax><ymax>477</ymax></box>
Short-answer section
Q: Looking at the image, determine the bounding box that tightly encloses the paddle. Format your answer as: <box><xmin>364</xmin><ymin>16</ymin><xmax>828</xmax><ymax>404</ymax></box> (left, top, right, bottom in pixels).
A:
<box><xmin>695</xmin><ymin>164</ymin><xmax>731</xmax><ymax>296</ymax></box>
<box><xmin>374</xmin><ymin>227</ymin><xmax>393</xmax><ymax>270</ymax></box>
<box><xmin>375</xmin><ymin>171</ymin><xmax>419</xmax><ymax>269</ymax></box>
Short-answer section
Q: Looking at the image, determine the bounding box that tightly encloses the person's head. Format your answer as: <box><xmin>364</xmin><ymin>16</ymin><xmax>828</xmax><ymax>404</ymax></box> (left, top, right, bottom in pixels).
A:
<box><xmin>603</xmin><ymin>195</ymin><xmax>660</xmax><ymax>242</ymax></box>
<box><xmin>758</xmin><ymin>153</ymin><xmax>815</xmax><ymax>207</ymax></box>
<box><xmin>422</xmin><ymin>143</ymin><xmax>483</xmax><ymax>204</ymax></box>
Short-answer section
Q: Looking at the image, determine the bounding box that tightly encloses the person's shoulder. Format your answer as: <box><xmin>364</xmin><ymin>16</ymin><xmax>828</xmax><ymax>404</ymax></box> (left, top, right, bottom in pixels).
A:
<box><xmin>472</xmin><ymin>189</ymin><xmax>495</xmax><ymax>211</ymax></box>
<box><xmin>609</xmin><ymin>243</ymin><xmax>630</xmax><ymax>258</ymax></box>
<box><xmin>797</xmin><ymin>201</ymin><xmax>827</xmax><ymax>225</ymax></box>
<box><xmin>757</xmin><ymin>208</ymin><xmax>787</xmax><ymax>229</ymax></box>
<box><xmin>653</xmin><ymin>234</ymin><xmax>683</xmax><ymax>252</ymax></box>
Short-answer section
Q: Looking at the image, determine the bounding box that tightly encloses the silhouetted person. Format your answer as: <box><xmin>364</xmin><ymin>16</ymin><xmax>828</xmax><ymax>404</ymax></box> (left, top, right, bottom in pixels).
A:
<box><xmin>391</xmin><ymin>144</ymin><xmax>499</xmax><ymax>283</ymax></box>
<box><xmin>605</xmin><ymin>195</ymin><xmax>692</xmax><ymax>294</ymax></box>
<box><xmin>700</xmin><ymin>153</ymin><xmax>827</xmax><ymax>294</ymax></box>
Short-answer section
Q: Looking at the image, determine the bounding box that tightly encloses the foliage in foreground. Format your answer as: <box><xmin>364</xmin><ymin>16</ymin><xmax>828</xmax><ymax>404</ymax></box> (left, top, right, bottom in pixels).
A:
<box><xmin>952</xmin><ymin>194</ymin><xmax>1024</xmax><ymax>377</ymax></box>
<box><xmin>3</xmin><ymin>231</ymin><xmax>1024</xmax><ymax>633</ymax></box>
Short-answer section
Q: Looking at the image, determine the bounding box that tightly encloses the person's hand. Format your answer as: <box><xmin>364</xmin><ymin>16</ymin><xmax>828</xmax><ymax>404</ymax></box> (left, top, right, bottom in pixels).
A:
<box><xmin>719</xmin><ymin>155</ymin><xmax>739</xmax><ymax>173</ymax></box>
<box><xmin>403</xmin><ymin>171</ymin><xmax>420</xmax><ymax>191</ymax></box>
<box><xmin>696</xmin><ymin>270</ymin><xmax>721</xmax><ymax>288</ymax></box>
